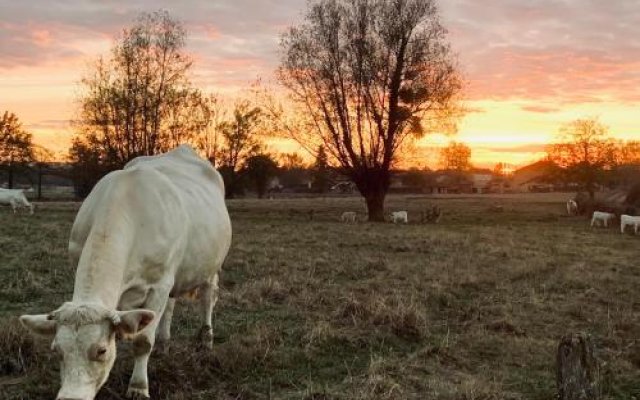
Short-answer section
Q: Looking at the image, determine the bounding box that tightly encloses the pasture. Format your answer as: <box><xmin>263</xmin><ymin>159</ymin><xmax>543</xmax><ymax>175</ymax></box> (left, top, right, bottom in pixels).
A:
<box><xmin>1</xmin><ymin>193</ymin><xmax>639</xmax><ymax>399</ymax></box>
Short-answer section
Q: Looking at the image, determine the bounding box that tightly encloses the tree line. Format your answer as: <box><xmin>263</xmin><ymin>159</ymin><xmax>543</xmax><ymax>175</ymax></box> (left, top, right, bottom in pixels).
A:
<box><xmin>2</xmin><ymin>3</ymin><xmax>639</xmax><ymax>217</ymax></box>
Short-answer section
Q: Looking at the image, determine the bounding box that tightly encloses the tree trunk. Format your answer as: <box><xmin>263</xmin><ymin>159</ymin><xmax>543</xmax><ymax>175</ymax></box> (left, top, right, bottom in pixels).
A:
<box><xmin>557</xmin><ymin>333</ymin><xmax>600</xmax><ymax>400</ymax></box>
<box><xmin>8</xmin><ymin>166</ymin><xmax>14</xmax><ymax>189</ymax></box>
<box><xmin>355</xmin><ymin>169</ymin><xmax>390</xmax><ymax>222</ymax></box>
<box><xmin>364</xmin><ymin>189</ymin><xmax>386</xmax><ymax>222</ymax></box>
<box><xmin>37</xmin><ymin>164</ymin><xmax>43</xmax><ymax>200</ymax></box>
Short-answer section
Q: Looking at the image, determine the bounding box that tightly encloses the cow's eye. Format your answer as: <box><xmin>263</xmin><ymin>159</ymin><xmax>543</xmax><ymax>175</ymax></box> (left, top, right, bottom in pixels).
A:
<box><xmin>89</xmin><ymin>344</ymin><xmax>108</xmax><ymax>361</ymax></box>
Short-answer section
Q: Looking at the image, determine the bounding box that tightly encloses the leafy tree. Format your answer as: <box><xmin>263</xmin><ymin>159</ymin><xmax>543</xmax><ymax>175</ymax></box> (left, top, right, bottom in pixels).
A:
<box><xmin>73</xmin><ymin>11</ymin><xmax>205</xmax><ymax>171</ymax></box>
<box><xmin>440</xmin><ymin>141</ymin><xmax>471</xmax><ymax>172</ymax></box>
<box><xmin>547</xmin><ymin>118</ymin><xmax>617</xmax><ymax>199</ymax></box>
<box><xmin>0</xmin><ymin>111</ymin><xmax>34</xmax><ymax>188</ymax></box>
<box><xmin>218</xmin><ymin>101</ymin><xmax>263</xmax><ymax>198</ymax></box>
<box><xmin>243</xmin><ymin>153</ymin><xmax>279</xmax><ymax>198</ymax></box>
<box><xmin>278</xmin><ymin>0</ymin><xmax>462</xmax><ymax>221</ymax></box>
<box><xmin>311</xmin><ymin>145</ymin><xmax>331</xmax><ymax>193</ymax></box>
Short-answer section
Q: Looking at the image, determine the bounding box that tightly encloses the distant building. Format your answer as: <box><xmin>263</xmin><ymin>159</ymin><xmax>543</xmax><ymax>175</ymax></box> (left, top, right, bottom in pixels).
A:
<box><xmin>511</xmin><ymin>160</ymin><xmax>557</xmax><ymax>192</ymax></box>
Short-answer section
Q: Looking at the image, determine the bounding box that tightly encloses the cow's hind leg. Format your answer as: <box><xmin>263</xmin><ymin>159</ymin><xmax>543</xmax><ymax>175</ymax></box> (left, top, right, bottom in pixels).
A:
<box><xmin>196</xmin><ymin>273</ymin><xmax>219</xmax><ymax>350</ymax></box>
<box><xmin>127</xmin><ymin>286</ymin><xmax>171</xmax><ymax>399</ymax></box>
<box><xmin>156</xmin><ymin>297</ymin><xmax>175</xmax><ymax>353</ymax></box>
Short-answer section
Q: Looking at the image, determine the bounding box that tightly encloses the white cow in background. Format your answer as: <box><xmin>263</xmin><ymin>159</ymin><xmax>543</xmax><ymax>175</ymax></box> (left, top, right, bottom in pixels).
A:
<box><xmin>0</xmin><ymin>188</ymin><xmax>34</xmax><ymax>214</ymax></box>
<box><xmin>620</xmin><ymin>214</ymin><xmax>640</xmax><ymax>234</ymax></box>
<box><xmin>391</xmin><ymin>211</ymin><xmax>408</xmax><ymax>224</ymax></box>
<box><xmin>566</xmin><ymin>199</ymin><xmax>578</xmax><ymax>215</ymax></box>
<box><xmin>341</xmin><ymin>211</ymin><xmax>357</xmax><ymax>223</ymax></box>
<box><xmin>591</xmin><ymin>211</ymin><xmax>616</xmax><ymax>228</ymax></box>
<box><xmin>20</xmin><ymin>145</ymin><xmax>232</xmax><ymax>400</ymax></box>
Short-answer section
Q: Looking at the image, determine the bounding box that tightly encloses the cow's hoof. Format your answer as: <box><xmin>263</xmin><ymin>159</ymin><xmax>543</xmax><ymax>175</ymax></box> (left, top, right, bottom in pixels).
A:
<box><xmin>196</xmin><ymin>326</ymin><xmax>213</xmax><ymax>350</ymax></box>
<box><xmin>156</xmin><ymin>340</ymin><xmax>170</xmax><ymax>354</ymax></box>
<box><xmin>126</xmin><ymin>386</ymin><xmax>150</xmax><ymax>399</ymax></box>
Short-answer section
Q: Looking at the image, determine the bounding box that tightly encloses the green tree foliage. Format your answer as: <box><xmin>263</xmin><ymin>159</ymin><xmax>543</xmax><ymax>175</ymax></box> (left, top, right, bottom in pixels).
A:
<box><xmin>0</xmin><ymin>111</ymin><xmax>34</xmax><ymax>188</ymax></box>
<box><xmin>243</xmin><ymin>153</ymin><xmax>279</xmax><ymax>198</ymax></box>
<box><xmin>278</xmin><ymin>0</ymin><xmax>462</xmax><ymax>220</ymax></box>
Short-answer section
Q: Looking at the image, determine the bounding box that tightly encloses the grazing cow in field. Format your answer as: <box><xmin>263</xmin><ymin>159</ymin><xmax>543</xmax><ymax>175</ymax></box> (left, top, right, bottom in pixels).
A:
<box><xmin>341</xmin><ymin>211</ymin><xmax>357</xmax><ymax>223</ymax></box>
<box><xmin>620</xmin><ymin>214</ymin><xmax>640</xmax><ymax>234</ymax></box>
<box><xmin>0</xmin><ymin>188</ymin><xmax>34</xmax><ymax>214</ymax></box>
<box><xmin>591</xmin><ymin>211</ymin><xmax>615</xmax><ymax>228</ymax></box>
<box><xmin>19</xmin><ymin>145</ymin><xmax>232</xmax><ymax>400</ymax></box>
<box><xmin>566</xmin><ymin>199</ymin><xmax>578</xmax><ymax>216</ymax></box>
<box><xmin>391</xmin><ymin>211</ymin><xmax>408</xmax><ymax>224</ymax></box>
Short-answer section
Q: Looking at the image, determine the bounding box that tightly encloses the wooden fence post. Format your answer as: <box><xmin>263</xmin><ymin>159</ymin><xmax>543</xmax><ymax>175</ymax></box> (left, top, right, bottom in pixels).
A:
<box><xmin>557</xmin><ymin>333</ymin><xmax>600</xmax><ymax>400</ymax></box>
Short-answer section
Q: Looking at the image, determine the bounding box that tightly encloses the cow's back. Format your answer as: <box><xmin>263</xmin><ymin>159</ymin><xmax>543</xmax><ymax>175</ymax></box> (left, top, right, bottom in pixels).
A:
<box><xmin>123</xmin><ymin>145</ymin><xmax>232</xmax><ymax>292</ymax></box>
<box><xmin>70</xmin><ymin>145</ymin><xmax>231</xmax><ymax>300</ymax></box>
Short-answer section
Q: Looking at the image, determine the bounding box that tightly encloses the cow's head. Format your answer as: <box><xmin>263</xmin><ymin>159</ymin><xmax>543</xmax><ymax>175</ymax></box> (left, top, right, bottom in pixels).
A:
<box><xmin>20</xmin><ymin>302</ymin><xmax>154</xmax><ymax>400</ymax></box>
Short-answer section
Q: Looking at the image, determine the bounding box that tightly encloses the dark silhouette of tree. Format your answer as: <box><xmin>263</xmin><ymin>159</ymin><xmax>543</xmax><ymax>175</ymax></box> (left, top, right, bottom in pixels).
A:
<box><xmin>243</xmin><ymin>153</ymin><xmax>279</xmax><ymax>198</ymax></box>
<box><xmin>218</xmin><ymin>101</ymin><xmax>263</xmax><ymax>198</ymax></box>
<box><xmin>73</xmin><ymin>11</ymin><xmax>206</xmax><ymax>171</ymax></box>
<box><xmin>279</xmin><ymin>152</ymin><xmax>307</xmax><ymax>170</ymax></box>
<box><xmin>277</xmin><ymin>0</ymin><xmax>462</xmax><ymax>221</ymax></box>
<box><xmin>311</xmin><ymin>145</ymin><xmax>331</xmax><ymax>193</ymax></box>
<box><xmin>440</xmin><ymin>141</ymin><xmax>471</xmax><ymax>172</ymax></box>
<box><xmin>547</xmin><ymin>118</ymin><xmax>617</xmax><ymax>199</ymax></box>
<box><xmin>193</xmin><ymin>94</ymin><xmax>226</xmax><ymax>167</ymax></box>
<box><xmin>0</xmin><ymin>111</ymin><xmax>34</xmax><ymax>188</ymax></box>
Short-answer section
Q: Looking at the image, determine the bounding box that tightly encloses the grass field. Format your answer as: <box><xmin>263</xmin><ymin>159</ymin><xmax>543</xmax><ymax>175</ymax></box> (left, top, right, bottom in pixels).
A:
<box><xmin>1</xmin><ymin>194</ymin><xmax>639</xmax><ymax>399</ymax></box>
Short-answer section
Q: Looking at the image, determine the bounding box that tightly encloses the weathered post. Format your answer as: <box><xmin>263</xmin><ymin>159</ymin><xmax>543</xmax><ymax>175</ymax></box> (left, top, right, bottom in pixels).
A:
<box><xmin>556</xmin><ymin>333</ymin><xmax>600</xmax><ymax>400</ymax></box>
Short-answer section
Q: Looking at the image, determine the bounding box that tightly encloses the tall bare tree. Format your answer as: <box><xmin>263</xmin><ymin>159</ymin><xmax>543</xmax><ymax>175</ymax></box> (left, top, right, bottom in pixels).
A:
<box><xmin>193</xmin><ymin>94</ymin><xmax>226</xmax><ymax>167</ymax></box>
<box><xmin>218</xmin><ymin>100</ymin><xmax>263</xmax><ymax>198</ymax></box>
<box><xmin>278</xmin><ymin>0</ymin><xmax>462</xmax><ymax>220</ymax></box>
<box><xmin>0</xmin><ymin>111</ymin><xmax>34</xmax><ymax>188</ymax></box>
<box><xmin>547</xmin><ymin>118</ymin><xmax>618</xmax><ymax>199</ymax></box>
<box><xmin>74</xmin><ymin>11</ymin><xmax>203</xmax><ymax>169</ymax></box>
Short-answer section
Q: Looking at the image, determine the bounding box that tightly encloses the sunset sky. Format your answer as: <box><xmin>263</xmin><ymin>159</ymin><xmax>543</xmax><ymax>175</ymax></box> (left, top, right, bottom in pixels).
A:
<box><xmin>1</xmin><ymin>0</ymin><xmax>639</xmax><ymax>168</ymax></box>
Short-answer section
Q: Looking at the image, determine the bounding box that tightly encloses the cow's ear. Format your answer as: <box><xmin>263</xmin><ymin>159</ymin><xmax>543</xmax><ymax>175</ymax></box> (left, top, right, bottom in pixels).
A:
<box><xmin>20</xmin><ymin>314</ymin><xmax>57</xmax><ymax>337</ymax></box>
<box><xmin>115</xmin><ymin>310</ymin><xmax>155</xmax><ymax>336</ymax></box>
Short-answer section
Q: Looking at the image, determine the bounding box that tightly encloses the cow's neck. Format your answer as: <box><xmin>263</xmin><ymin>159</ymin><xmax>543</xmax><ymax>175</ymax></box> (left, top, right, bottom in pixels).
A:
<box><xmin>72</xmin><ymin>219</ymin><xmax>134</xmax><ymax>309</ymax></box>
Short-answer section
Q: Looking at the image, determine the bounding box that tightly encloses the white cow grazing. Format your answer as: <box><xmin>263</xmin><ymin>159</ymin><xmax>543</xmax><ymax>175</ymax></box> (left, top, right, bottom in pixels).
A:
<box><xmin>591</xmin><ymin>211</ymin><xmax>615</xmax><ymax>228</ymax></box>
<box><xmin>620</xmin><ymin>214</ymin><xmax>640</xmax><ymax>234</ymax></box>
<box><xmin>20</xmin><ymin>145</ymin><xmax>232</xmax><ymax>400</ymax></box>
<box><xmin>391</xmin><ymin>211</ymin><xmax>408</xmax><ymax>224</ymax></box>
<box><xmin>0</xmin><ymin>188</ymin><xmax>34</xmax><ymax>214</ymax></box>
<box><xmin>341</xmin><ymin>211</ymin><xmax>357</xmax><ymax>223</ymax></box>
<box><xmin>566</xmin><ymin>199</ymin><xmax>578</xmax><ymax>215</ymax></box>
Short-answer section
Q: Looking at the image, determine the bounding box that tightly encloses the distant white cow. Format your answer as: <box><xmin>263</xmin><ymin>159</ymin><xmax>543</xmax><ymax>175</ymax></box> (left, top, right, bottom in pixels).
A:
<box><xmin>391</xmin><ymin>211</ymin><xmax>408</xmax><ymax>224</ymax></box>
<box><xmin>0</xmin><ymin>188</ymin><xmax>34</xmax><ymax>214</ymax></box>
<box><xmin>341</xmin><ymin>211</ymin><xmax>357</xmax><ymax>223</ymax></box>
<box><xmin>620</xmin><ymin>214</ymin><xmax>640</xmax><ymax>234</ymax></box>
<box><xmin>566</xmin><ymin>199</ymin><xmax>578</xmax><ymax>215</ymax></box>
<box><xmin>591</xmin><ymin>211</ymin><xmax>615</xmax><ymax>228</ymax></box>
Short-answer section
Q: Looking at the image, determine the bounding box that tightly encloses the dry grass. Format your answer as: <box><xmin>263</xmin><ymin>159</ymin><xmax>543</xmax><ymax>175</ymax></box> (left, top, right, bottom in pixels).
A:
<box><xmin>1</xmin><ymin>194</ymin><xmax>639</xmax><ymax>399</ymax></box>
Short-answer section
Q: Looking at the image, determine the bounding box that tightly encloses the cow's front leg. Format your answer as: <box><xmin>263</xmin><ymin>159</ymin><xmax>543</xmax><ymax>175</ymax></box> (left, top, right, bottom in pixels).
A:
<box><xmin>156</xmin><ymin>297</ymin><xmax>175</xmax><ymax>353</ymax></box>
<box><xmin>127</xmin><ymin>286</ymin><xmax>171</xmax><ymax>399</ymax></box>
<box><xmin>196</xmin><ymin>274</ymin><xmax>219</xmax><ymax>350</ymax></box>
